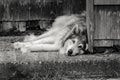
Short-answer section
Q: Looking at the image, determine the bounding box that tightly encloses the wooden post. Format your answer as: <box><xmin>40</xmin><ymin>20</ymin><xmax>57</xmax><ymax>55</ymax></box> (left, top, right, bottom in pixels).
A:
<box><xmin>86</xmin><ymin>0</ymin><xmax>94</xmax><ymax>52</ymax></box>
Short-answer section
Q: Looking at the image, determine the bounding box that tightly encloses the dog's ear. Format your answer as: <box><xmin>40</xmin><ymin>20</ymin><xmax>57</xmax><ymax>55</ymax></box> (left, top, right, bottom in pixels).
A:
<box><xmin>73</xmin><ymin>24</ymin><xmax>87</xmax><ymax>36</ymax></box>
<box><xmin>73</xmin><ymin>24</ymin><xmax>84</xmax><ymax>34</ymax></box>
<box><xmin>81</xmin><ymin>29</ymin><xmax>87</xmax><ymax>35</ymax></box>
<box><xmin>73</xmin><ymin>24</ymin><xmax>80</xmax><ymax>34</ymax></box>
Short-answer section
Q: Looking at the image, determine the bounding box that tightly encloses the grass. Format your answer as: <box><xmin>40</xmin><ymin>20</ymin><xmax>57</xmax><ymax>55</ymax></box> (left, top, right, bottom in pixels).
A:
<box><xmin>1</xmin><ymin>59</ymin><xmax>120</xmax><ymax>80</ymax></box>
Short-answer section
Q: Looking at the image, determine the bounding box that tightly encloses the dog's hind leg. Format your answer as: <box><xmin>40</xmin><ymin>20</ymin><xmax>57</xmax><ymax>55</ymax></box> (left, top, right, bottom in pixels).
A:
<box><xmin>28</xmin><ymin>28</ymin><xmax>58</xmax><ymax>41</ymax></box>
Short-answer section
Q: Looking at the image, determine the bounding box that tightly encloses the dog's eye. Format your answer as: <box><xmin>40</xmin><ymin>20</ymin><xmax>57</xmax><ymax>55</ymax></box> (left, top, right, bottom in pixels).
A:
<box><xmin>72</xmin><ymin>40</ymin><xmax>75</xmax><ymax>43</ymax></box>
<box><xmin>78</xmin><ymin>44</ymin><xmax>83</xmax><ymax>48</ymax></box>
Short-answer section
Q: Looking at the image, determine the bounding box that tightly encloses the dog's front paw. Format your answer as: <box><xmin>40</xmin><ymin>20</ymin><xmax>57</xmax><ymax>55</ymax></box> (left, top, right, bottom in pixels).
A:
<box><xmin>13</xmin><ymin>42</ymin><xmax>25</xmax><ymax>49</ymax></box>
<box><xmin>13</xmin><ymin>42</ymin><xmax>21</xmax><ymax>49</ymax></box>
<box><xmin>20</xmin><ymin>47</ymin><xmax>30</xmax><ymax>54</ymax></box>
<box><xmin>59</xmin><ymin>47</ymin><xmax>65</xmax><ymax>55</ymax></box>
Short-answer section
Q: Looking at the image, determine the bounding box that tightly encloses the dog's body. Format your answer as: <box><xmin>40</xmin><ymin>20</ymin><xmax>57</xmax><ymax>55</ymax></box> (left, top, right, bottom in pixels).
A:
<box><xmin>13</xmin><ymin>14</ymin><xmax>88</xmax><ymax>56</ymax></box>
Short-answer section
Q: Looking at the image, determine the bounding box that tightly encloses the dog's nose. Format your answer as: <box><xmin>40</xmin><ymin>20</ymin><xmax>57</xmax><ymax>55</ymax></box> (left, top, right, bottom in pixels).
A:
<box><xmin>67</xmin><ymin>49</ymin><xmax>73</xmax><ymax>56</ymax></box>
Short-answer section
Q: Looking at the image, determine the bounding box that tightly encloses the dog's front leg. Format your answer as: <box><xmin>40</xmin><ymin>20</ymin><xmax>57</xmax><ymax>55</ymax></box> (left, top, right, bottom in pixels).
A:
<box><xmin>13</xmin><ymin>36</ymin><xmax>56</xmax><ymax>49</ymax></box>
<box><xmin>21</xmin><ymin>43</ymin><xmax>60</xmax><ymax>53</ymax></box>
<box><xmin>13</xmin><ymin>41</ymin><xmax>33</xmax><ymax>49</ymax></box>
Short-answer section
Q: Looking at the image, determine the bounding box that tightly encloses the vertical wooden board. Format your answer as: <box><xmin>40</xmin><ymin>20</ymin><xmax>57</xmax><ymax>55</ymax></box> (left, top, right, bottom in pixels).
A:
<box><xmin>29</xmin><ymin>0</ymin><xmax>50</xmax><ymax>19</ymax></box>
<box><xmin>94</xmin><ymin>6</ymin><xmax>110</xmax><ymax>39</ymax></box>
<box><xmin>9</xmin><ymin>0</ymin><xmax>29</xmax><ymax>21</ymax></box>
<box><xmin>2</xmin><ymin>0</ymin><xmax>11</xmax><ymax>21</ymax></box>
<box><xmin>117</xmin><ymin>10</ymin><xmax>120</xmax><ymax>39</ymax></box>
<box><xmin>29</xmin><ymin>0</ymin><xmax>85</xmax><ymax>20</ymax></box>
<box><xmin>62</xmin><ymin>0</ymin><xmax>73</xmax><ymax>14</ymax></box>
<box><xmin>62</xmin><ymin>0</ymin><xmax>85</xmax><ymax>15</ymax></box>
<box><xmin>18</xmin><ymin>0</ymin><xmax>30</xmax><ymax>21</ymax></box>
<box><xmin>29</xmin><ymin>0</ymin><xmax>63</xmax><ymax>20</ymax></box>
<box><xmin>0</xmin><ymin>0</ymin><xmax>5</xmax><ymax>21</ymax></box>
<box><xmin>94</xmin><ymin>6</ymin><xmax>120</xmax><ymax>39</ymax></box>
<box><xmin>86</xmin><ymin>0</ymin><xmax>94</xmax><ymax>52</ymax></box>
<box><xmin>1</xmin><ymin>0</ymin><xmax>29</xmax><ymax>21</ymax></box>
<box><xmin>0</xmin><ymin>0</ymin><xmax>85</xmax><ymax>21</ymax></box>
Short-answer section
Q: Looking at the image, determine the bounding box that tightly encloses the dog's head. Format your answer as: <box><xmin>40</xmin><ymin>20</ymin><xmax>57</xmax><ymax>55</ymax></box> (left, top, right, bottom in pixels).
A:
<box><xmin>64</xmin><ymin>34</ymin><xmax>88</xmax><ymax>56</ymax></box>
<box><xmin>60</xmin><ymin>21</ymin><xmax>88</xmax><ymax>56</ymax></box>
<box><xmin>59</xmin><ymin>15</ymin><xmax>88</xmax><ymax>56</ymax></box>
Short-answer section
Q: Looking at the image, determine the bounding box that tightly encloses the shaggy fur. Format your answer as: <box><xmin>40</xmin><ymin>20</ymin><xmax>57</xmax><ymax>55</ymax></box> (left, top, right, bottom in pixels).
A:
<box><xmin>13</xmin><ymin>14</ymin><xmax>88</xmax><ymax>56</ymax></box>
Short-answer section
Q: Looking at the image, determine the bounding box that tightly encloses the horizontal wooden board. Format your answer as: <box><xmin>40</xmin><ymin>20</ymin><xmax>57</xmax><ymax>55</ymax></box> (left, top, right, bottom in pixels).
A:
<box><xmin>94</xmin><ymin>39</ymin><xmax>120</xmax><ymax>47</ymax></box>
<box><xmin>94</xmin><ymin>0</ymin><xmax>120</xmax><ymax>5</ymax></box>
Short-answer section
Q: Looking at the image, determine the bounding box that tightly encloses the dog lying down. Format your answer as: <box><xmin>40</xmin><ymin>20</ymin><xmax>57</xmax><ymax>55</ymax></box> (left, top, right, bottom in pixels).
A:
<box><xmin>13</xmin><ymin>14</ymin><xmax>88</xmax><ymax>56</ymax></box>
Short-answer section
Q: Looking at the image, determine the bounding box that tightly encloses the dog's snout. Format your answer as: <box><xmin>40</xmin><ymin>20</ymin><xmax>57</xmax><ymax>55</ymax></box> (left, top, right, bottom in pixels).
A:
<box><xmin>67</xmin><ymin>49</ymin><xmax>73</xmax><ymax>56</ymax></box>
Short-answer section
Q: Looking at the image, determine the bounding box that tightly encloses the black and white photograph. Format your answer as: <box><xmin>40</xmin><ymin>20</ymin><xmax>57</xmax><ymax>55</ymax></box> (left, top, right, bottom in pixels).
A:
<box><xmin>0</xmin><ymin>0</ymin><xmax>120</xmax><ymax>80</ymax></box>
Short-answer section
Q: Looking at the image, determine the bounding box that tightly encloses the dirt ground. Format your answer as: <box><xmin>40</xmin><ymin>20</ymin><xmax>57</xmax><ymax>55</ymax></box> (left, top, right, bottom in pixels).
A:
<box><xmin>0</xmin><ymin>36</ymin><xmax>120</xmax><ymax>63</ymax></box>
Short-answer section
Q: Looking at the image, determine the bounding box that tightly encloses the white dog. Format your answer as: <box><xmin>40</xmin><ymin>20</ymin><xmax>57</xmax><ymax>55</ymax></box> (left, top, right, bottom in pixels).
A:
<box><xmin>13</xmin><ymin>14</ymin><xmax>88</xmax><ymax>56</ymax></box>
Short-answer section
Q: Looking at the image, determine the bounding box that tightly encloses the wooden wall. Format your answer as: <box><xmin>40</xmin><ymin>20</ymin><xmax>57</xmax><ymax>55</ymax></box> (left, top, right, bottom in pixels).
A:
<box><xmin>94</xmin><ymin>6</ymin><xmax>120</xmax><ymax>40</ymax></box>
<box><xmin>0</xmin><ymin>0</ymin><xmax>60</xmax><ymax>21</ymax></box>
<box><xmin>87</xmin><ymin>0</ymin><xmax>120</xmax><ymax>52</ymax></box>
<box><xmin>0</xmin><ymin>0</ymin><xmax>85</xmax><ymax>32</ymax></box>
<box><xmin>0</xmin><ymin>0</ymin><xmax>85</xmax><ymax>21</ymax></box>
<box><xmin>94</xmin><ymin>6</ymin><xmax>120</xmax><ymax>47</ymax></box>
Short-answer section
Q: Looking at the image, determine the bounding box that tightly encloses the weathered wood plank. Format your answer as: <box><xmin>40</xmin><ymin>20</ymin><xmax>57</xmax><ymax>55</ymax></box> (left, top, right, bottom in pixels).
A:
<box><xmin>0</xmin><ymin>0</ymin><xmax>58</xmax><ymax>21</ymax></box>
<box><xmin>0</xmin><ymin>0</ymin><xmax>85</xmax><ymax>21</ymax></box>
<box><xmin>94</xmin><ymin>6</ymin><xmax>120</xmax><ymax>40</ymax></box>
<box><xmin>63</xmin><ymin>0</ymin><xmax>85</xmax><ymax>14</ymax></box>
<box><xmin>94</xmin><ymin>0</ymin><xmax>120</xmax><ymax>5</ymax></box>
<box><xmin>0</xmin><ymin>1</ymin><xmax>4</xmax><ymax>20</ymax></box>
<box><xmin>86</xmin><ymin>0</ymin><xmax>94</xmax><ymax>52</ymax></box>
<box><xmin>29</xmin><ymin>0</ymin><xmax>55</xmax><ymax>20</ymax></box>
<box><xmin>0</xmin><ymin>0</ymin><xmax>30</xmax><ymax>21</ymax></box>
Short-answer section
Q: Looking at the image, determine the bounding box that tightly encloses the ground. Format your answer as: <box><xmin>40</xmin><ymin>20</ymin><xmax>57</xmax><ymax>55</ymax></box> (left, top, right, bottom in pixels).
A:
<box><xmin>0</xmin><ymin>36</ymin><xmax>120</xmax><ymax>80</ymax></box>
